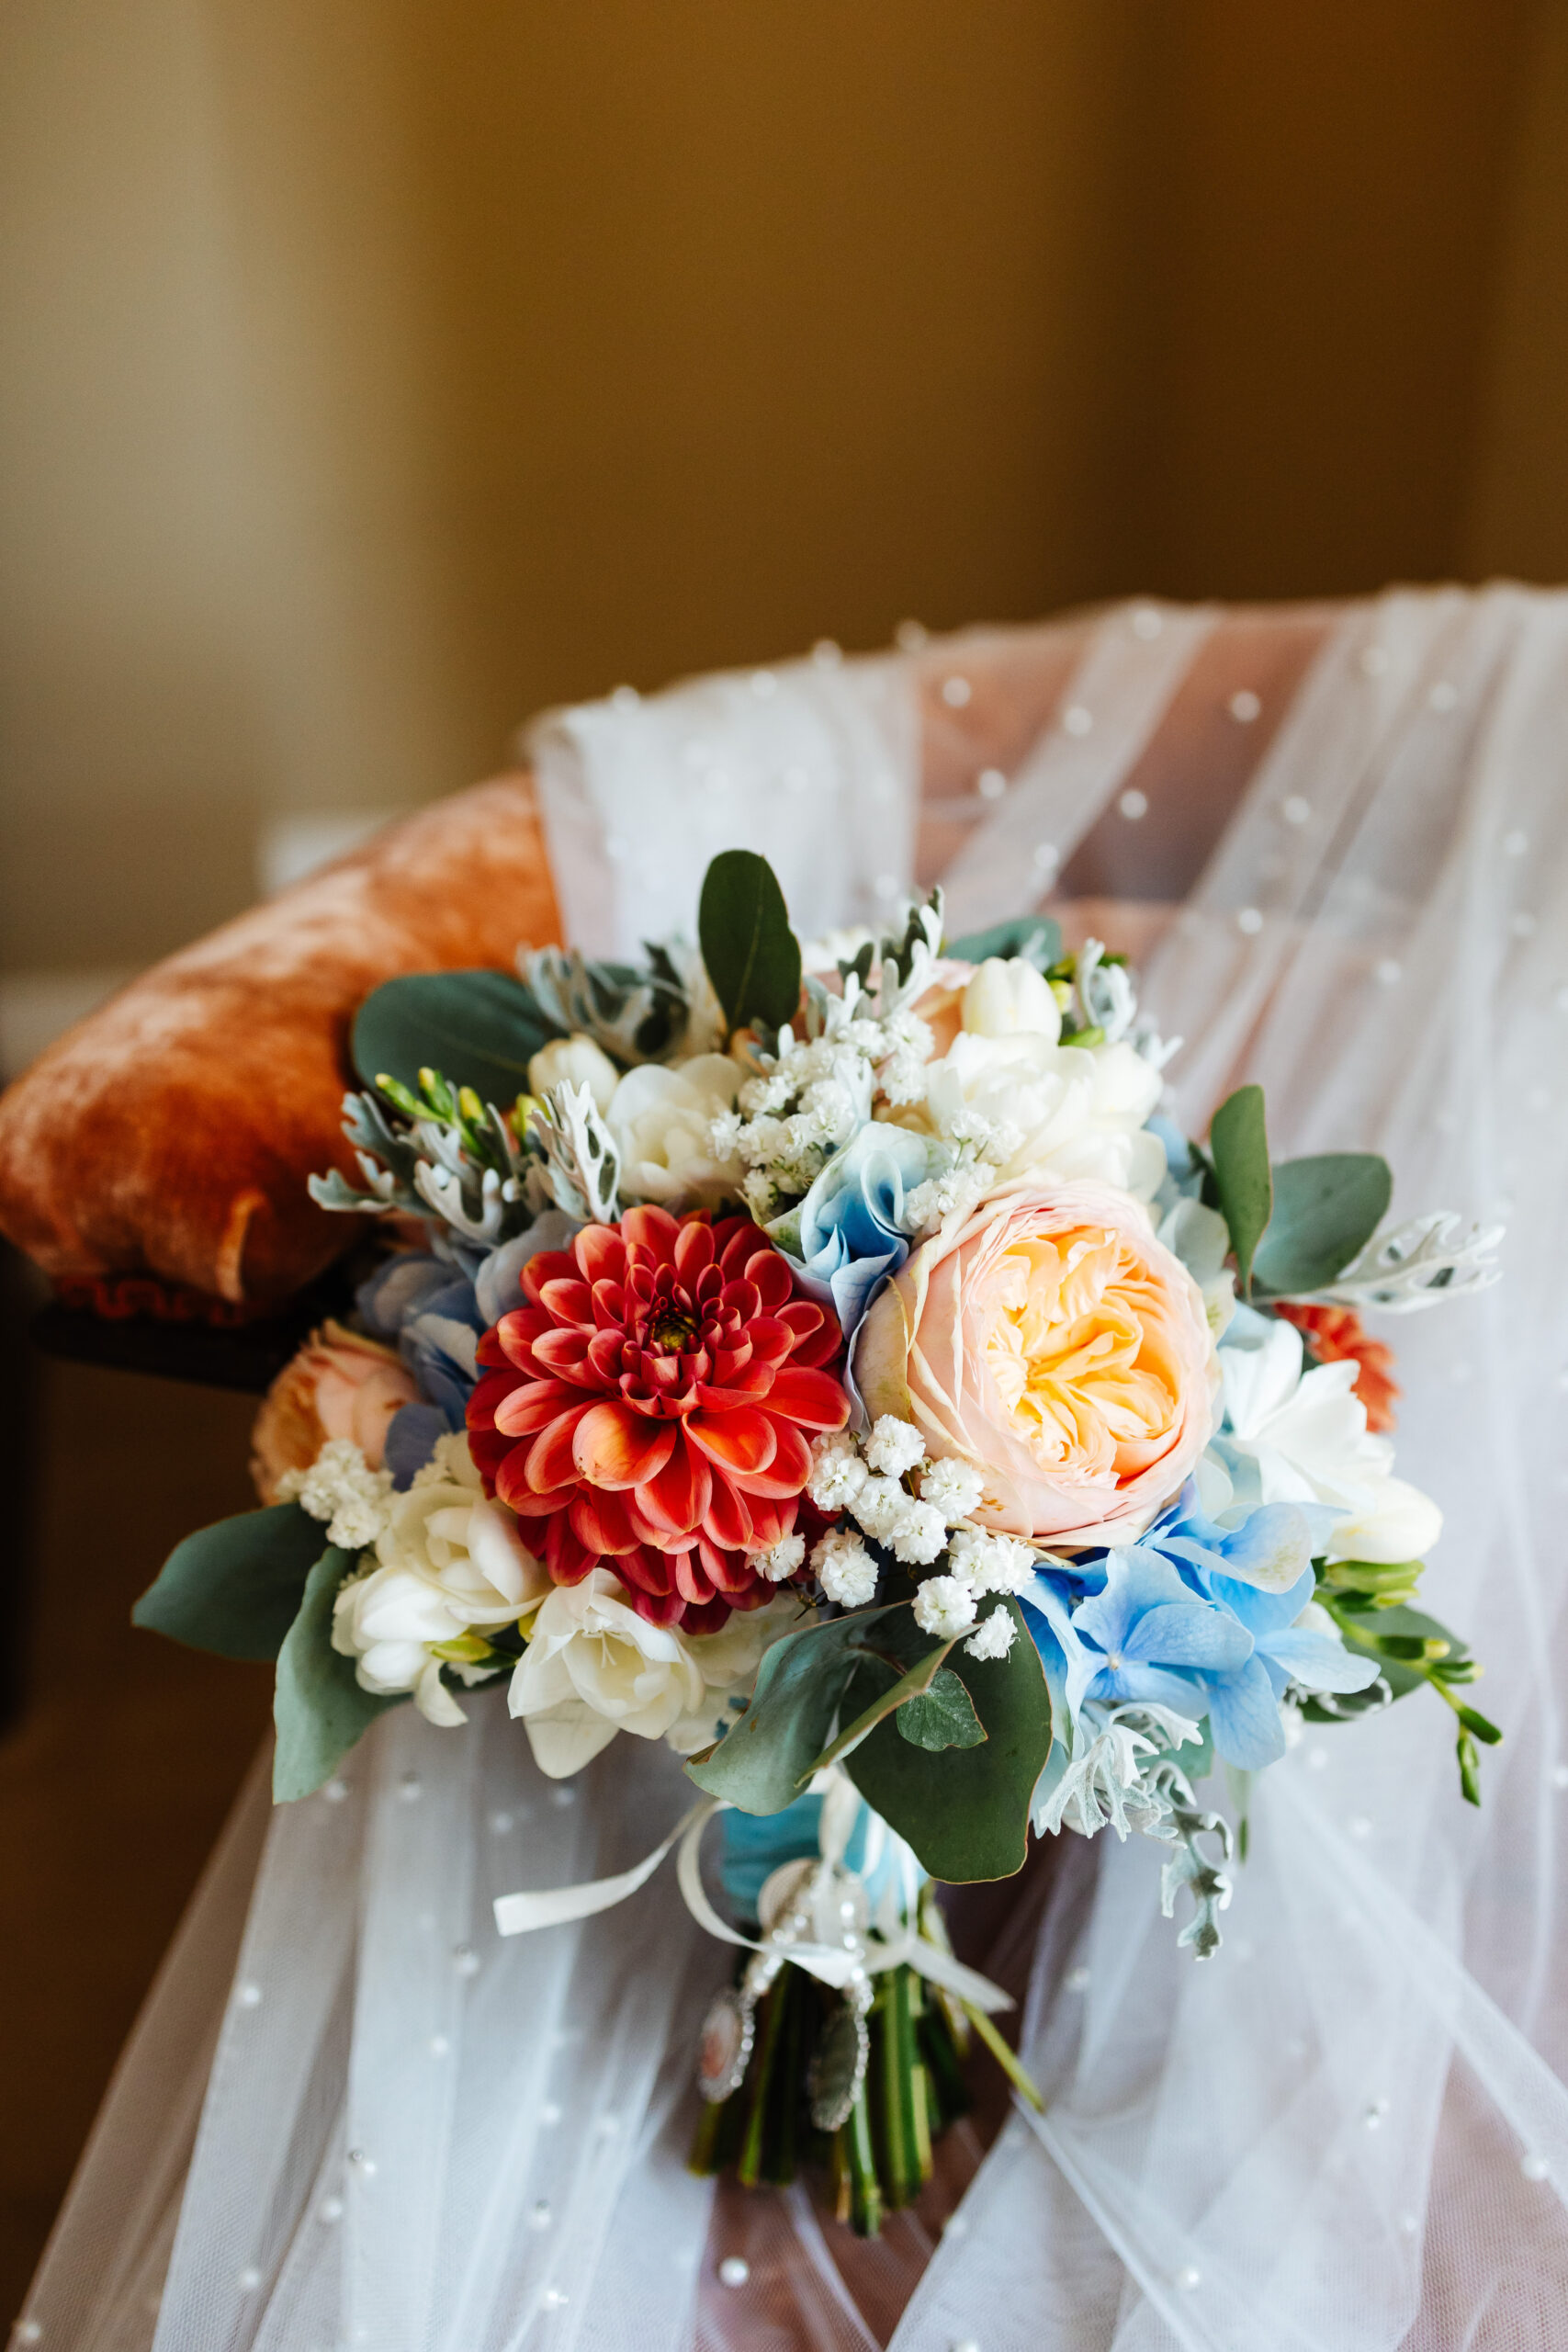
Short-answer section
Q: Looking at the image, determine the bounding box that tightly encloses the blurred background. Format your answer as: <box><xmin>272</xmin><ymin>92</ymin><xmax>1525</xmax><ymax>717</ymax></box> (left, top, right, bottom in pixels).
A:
<box><xmin>5</xmin><ymin>0</ymin><xmax>1568</xmax><ymax>2311</ymax></box>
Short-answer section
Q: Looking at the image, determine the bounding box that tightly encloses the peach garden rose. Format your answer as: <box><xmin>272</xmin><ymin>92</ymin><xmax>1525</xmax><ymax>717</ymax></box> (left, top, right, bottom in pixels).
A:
<box><xmin>853</xmin><ymin>1176</ymin><xmax>1218</xmax><ymax>1550</ymax></box>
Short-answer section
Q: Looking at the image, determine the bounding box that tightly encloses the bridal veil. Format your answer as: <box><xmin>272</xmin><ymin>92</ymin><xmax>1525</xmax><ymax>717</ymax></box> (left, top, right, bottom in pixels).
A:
<box><xmin>21</xmin><ymin>585</ymin><xmax>1568</xmax><ymax>2352</ymax></box>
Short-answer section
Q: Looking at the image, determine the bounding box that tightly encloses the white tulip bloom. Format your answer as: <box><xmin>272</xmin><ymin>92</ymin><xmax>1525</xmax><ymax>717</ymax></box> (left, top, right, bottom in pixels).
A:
<box><xmin>331</xmin><ymin>1434</ymin><xmax>548</xmax><ymax>1726</ymax></box>
<box><xmin>607</xmin><ymin>1054</ymin><xmax>743</xmax><ymax>1207</ymax></box>
<box><xmin>527</xmin><ymin>1033</ymin><xmax>620</xmax><ymax>1115</ymax></box>
<box><xmin>960</xmin><ymin>956</ymin><xmax>1062</xmax><ymax>1043</ymax></box>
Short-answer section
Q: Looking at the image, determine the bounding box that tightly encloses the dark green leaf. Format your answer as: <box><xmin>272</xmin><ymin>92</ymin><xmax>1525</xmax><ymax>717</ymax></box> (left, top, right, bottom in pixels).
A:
<box><xmin>1253</xmin><ymin>1153</ymin><xmax>1393</xmax><ymax>1295</ymax></box>
<box><xmin>273</xmin><ymin>1548</ymin><xmax>403</xmax><ymax>1802</ymax></box>
<box><xmin>133</xmin><ymin>1502</ymin><xmax>325</xmax><ymax>1661</ymax></box>
<box><xmin>352</xmin><ymin>970</ymin><xmax>558</xmax><ymax>1107</ymax></box>
<box><xmin>1208</xmin><ymin>1085</ymin><xmax>1272</xmax><ymax>1296</ymax></box>
<box><xmin>896</xmin><ymin>1666</ymin><xmax>987</xmax><ymax>1752</ymax></box>
<box><xmin>845</xmin><ymin>1601</ymin><xmax>1051</xmax><ymax>1882</ymax></box>
<box><xmin>944</xmin><ymin>915</ymin><xmax>1062</xmax><ymax>971</ymax></box>
<box><xmin>684</xmin><ymin>1607</ymin><xmax>899</xmax><ymax>1815</ymax></box>
<box><xmin>697</xmin><ymin>852</ymin><xmax>803</xmax><ymax>1034</ymax></box>
<box><xmin>800</xmin><ymin>1640</ymin><xmax>958</xmax><ymax>1780</ymax></box>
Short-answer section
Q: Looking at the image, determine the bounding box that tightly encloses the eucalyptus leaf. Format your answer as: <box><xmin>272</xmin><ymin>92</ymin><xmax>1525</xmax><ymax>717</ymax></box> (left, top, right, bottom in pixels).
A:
<box><xmin>1208</xmin><ymin>1084</ymin><xmax>1272</xmax><ymax>1297</ymax></box>
<box><xmin>352</xmin><ymin>969</ymin><xmax>559</xmax><ymax>1107</ymax></box>
<box><xmin>132</xmin><ymin>1502</ymin><xmax>326</xmax><ymax>1662</ymax></box>
<box><xmin>896</xmin><ymin>1666</ymin><xmax>987</xmax><ymax>1752</ymax></box>
<box><xmin>685</xmin><ymin>1606</ymin><xmax>899</xmax><ymax>1815</ymax></box>
<box><xmin>697</xmin><ymin>851</ymin><xmax>803</xmax><ymax>1034</ymax></box>
<box><xmin>944</xmin><ymin>914</ymin><xmax>1062</xmax><ymax>971</ymax></box>
<box><xmin>1253</xmin><ymin>1152</ymin><xmax>1393</xmax><ymax>1295</ymax></box>
<box><xmin>798</xmin><ymin>1639</ymin><xmax>957</xmax><ymax>1780</ymax></box>
<box><xmin>273</xmin><ymin>1548</ymin><xmax>403</xmax><ymax>1803</ymax></box>
<box><xmin>845</xmin><ymin>1600</ymin><xmax>1051</xmax><ymax>1881</ymax></box>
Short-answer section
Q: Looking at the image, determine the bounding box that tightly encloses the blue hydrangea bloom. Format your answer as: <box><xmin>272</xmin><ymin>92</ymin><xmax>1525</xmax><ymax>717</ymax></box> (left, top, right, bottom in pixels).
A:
<box><xmin>1068</xmin><ymin>1550</ymin><xmax>1255</xmax><ymax>1719</ymax></box>
<box><xmin>770</xmin><ymin>1123</ymin><xmax>931</xmax><ymax>1343</ymax></box>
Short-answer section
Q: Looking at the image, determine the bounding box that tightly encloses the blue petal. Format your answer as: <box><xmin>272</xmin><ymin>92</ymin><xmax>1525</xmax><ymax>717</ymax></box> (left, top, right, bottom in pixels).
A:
<box><xmin>1201</xmin><ymin>1656</ymin><xmax>1289</xmax><ymax>1770</ymax></box>
<box><xmin>384</xmin><ymin>1402</ymin><xmax>452</xmax><ymax>1488</ymax></box>
<box><xmin>1213</xmin><ymin>1503</ymin><xmax>1314</xmax><ymax>1591</ymax></box>
<box><xmin>1122</xmin><ymin>1600</ymin><xmax>1254</xmax><ymax>1674</ymax></box>
<box><xmin>1091</xmin><ymin>1660</ymin><xmax>1210</xmax><ymax>1716</ymax></box>
<box><xmin>1209</xmin><ymin>1563</ymin><xmax>1317</xmax><ymax>1635</ymax></box>
<box><xmin>1264</xmin><ymin>1628</ymin><xmax>1382</xmax><ymax>1693</ymax></box>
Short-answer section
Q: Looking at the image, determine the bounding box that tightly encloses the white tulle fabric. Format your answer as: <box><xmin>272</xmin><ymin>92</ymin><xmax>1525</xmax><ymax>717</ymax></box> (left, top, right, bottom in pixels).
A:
<box><xmin>22</xmin><ymin>586</ymin><xmax>1568</xmax><ymax>2351</ymax></box>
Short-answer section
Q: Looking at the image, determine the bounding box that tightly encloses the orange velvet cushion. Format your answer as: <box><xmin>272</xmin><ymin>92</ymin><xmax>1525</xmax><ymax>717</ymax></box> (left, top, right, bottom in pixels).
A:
<box><xmin>0</xmin><ymin>775</ymin><xmax>559</xmax><ymax>1308</ymax></box>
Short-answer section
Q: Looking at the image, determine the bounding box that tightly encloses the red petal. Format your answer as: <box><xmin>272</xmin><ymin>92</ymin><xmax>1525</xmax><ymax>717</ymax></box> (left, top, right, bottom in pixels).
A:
<box><xmin>673</xmin><ymin>1219</ymin><xmax>715</xmax><ymax>1282</ymax></box>
<box><xmin>621</xmin><ymin>1204</ymin><xmax>681</xmax><ymax>1261</ymax></box>
<box><xmin>466</xmin><ymin>1425</ymin><xmax>512</xmax><ymax>1489</ymax></box>
<box><xmin>678</xmin><ymin>1595</ymin><xmax>735</xmax><ymax>1636</ymax></box>
<box><xmin>538</xmin><ymin>1276</ymin><xmax>594</xmax><ymax>1327</ymax></box>
<box><xmin>703</xmin><ymin>1476</ymin><xmax>753</xmax><ymax>1552</ymax></box>
<box><xmin>615</xmin><ymin>1542</ymin><xmax>676</xmax><ymax>1600</ymax></box>
<box><xmin>493</xmin><ymin>1376</ymin><xmax>588</xmax><ymax>1438</ymax></box>
<box><xmin>684</xmin><ymin>1407</ymin><xmax>778</xmax><ymax>1477</ymax></box>
<box><xmin>762</xmin><ymin>1365</ymin><xmax>852</xmax><ymax>1432</ymax></box>
<box><xmin>591</xmin><ymin>1280</ymin><xmax>628</xmax><ymax>1329</ymax></box>
<box><xmin>544</xmin><ymin>1510</ymin><xmax>599</xmax><ymax>1584</ymax></box>
<box><xmin>523</xmin><ymin>1249</ymin><xmax>580</xmax><ymax>1305</ymax></box>
<box><xmin>526</xmin><ymin>1405</ymin><xmax>593</xmax><ymax>1492</ymax></box>
<box><xmin>570</xmin><ymin>1487</ymin><xmax>636</xmax><ymax>1555</ymax></box>
<box><xmin>529</xmin><ymin>1325</ymin><xmax>598</xmax><ymax>1381</ymax></box>
<box><xmin>465</xmin><ymin>1369</ymin><xmax>513</xmax><ymax>1431</ymax></box>
<box><xmin>574</xmin><ymin>1225</ymin><xmax>626</xmax><ymax>1285</ymax></box>
<box><xmin>675</xmin><ymin>1549</ymin><xmax>717</xmax><ymax>1606</ymax></box>
<box><xmin>637</xmin><ymin>1436</ymin><xmax>713</xmax><ymax>1536</ymax></box>
<box><xmin>728</xmin><ymin>1417</ymin><xmax>813</xmax><ymax>1499</ymax></box>
<box><xmin>571</xmin><ymin>1399</ymin><xmax>677</xmax><ymax>1488</ymax></box>
<box><xmin>496</xmin><ymin>1445</ymin><xmax>568</xmax><ymax>1516</ymax></box>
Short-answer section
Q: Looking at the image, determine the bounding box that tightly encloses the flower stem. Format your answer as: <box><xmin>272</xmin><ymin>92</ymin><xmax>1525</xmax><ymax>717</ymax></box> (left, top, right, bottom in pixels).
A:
<box><xmin>959</xmin><ymin>1998</ymin><xmax>1045</xmax><ymax>2113</ymax></box>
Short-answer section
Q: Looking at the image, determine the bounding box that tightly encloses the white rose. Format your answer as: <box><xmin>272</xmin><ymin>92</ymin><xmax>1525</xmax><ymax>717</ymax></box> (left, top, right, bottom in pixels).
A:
<box><xmin>606</xmin><ymin>1054</ymin><xmax>743</xmax><ymax>1207</ymax></box>
<box><xmin>527</xmin><ymin>1033</ymin><xmax>619</xmax><ymax>1114</ymax></box>
<box><xmin>331</xmin><ymin>1435</ymin><xmax>548</xmax><ymax>1726</ymax></box>
<box><xmin>508</xmin><ymin>1567</ymin><xmax>707</xmax><ymax>1776</ymax></box>
<box><xmin>921</xmin><ymin>1032</ymin><xmax>1166</xmax><ymax>1200</ymax></box>
<box><xmin>960</xmin><ymin>956</ymin><xmax>1061</xmax><ymax>1043</ymax></box>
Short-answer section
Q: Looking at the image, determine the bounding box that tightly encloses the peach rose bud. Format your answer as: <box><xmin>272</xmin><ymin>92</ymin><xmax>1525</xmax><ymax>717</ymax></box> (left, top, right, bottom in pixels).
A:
<box><xmin>252</xmin><ymin>1319</ymin><xmax>420</xmax><ymax>1502</ymax></box>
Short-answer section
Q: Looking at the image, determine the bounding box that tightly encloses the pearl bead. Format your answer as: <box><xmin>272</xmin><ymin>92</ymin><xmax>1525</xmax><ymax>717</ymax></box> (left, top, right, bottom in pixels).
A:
<box><xmin>1176</xmin><ymin>2265</ymin><xmax>1201</xmax><ymax>2290</ymax></box>
<box><xmin>1228</xmin><ymin>690</ymin><xmax>1261</xmax><ymax>723</ymax></box>
<box><xmin>541</xmin><ymin>2102</ymin><xmax>563</xmax><ymax>2125</ymax></box>
<box><xmin>322</xmin><ymin>1778</ymin><xmax>349</xmax><ymax>1804</ymax></box>
<box><xmin>976</xmin><ymin>767</ymin><xmax>1007</xmax><ymax>800</ymax></box>
<box><xmin>1236</xmin><ymin>907</ymin><xmax>1264</xmax><ymax>935</ymax></box>
<box><xmin>398</xmin><ymin>1772</ymin><xmax>422</xmax><ymax>1803</ymax></box>
<box><xmin>1032</xmin><ymin>842</ymin><xmax>1059</xmax><ymax>873</ymax></box>
<box><xmin>1348</xmin><ymin>1815</ymin><xmax>1372</xmax><ymax>1839</ymax></box>
<box><xmin>530</xmin><ymin>2199</ymin><xmax>553</xmax><ymax>2229</ymax></box>
<box><xmin>1306</xmin><ymin>1747</ymin><xmax>1329</xmax><ymax>1771</ymax></box>
<box><xmin>1118</xmin><ymin>789</ymin><xmax>1148</xmax><ymax>820</ymax></box>
<box><xmin>1522</xmin><ymin>2153</ymin><xmax>1551</xmax><ymax>2182</ymax></box>
<box><xmin>453</xmin><ymin>1946</ymin><xmax>480</xmax><ymax>1978</ymax></box>
<box><xmin>719</xmin><ymin>2257</ymin><xmax>750</xmax><ymax>2288</ymax></box>
<box><xmin>549</xmin><ymin>1784</ymin><xmax>577</xmax><ymax>1808</ymax></box>
<box><xmin>812</xmin><ymin>639</ymin><xmax>842</xmax><ymax>667</ymax></box>
<box><xmin>320</xmin><ymin>2196</ymin><xmax>344</xmax><ymax>2224</ymax></box>
<box><xmin>490</xmin><ymin>1811</ymin><xmax>514</xmax><ymax>1835</ymax></box>
<box><xmin>942</xmin><ymin>675</ymin><xmax>973</xmax><ymax>708</ymax></box>
<box><xmin>896</xmin><ymin>619</ymin><xmax>929</xmax><ymax>651</ymax></box>
<box><xmin>1282</xmin><ymin>796</ymin><xmax>1312</xmax><ymax>826</ymax></box>
<box><xmin>17</xmin><ymin>2324</ymin><xmax>41</xmax><ymax>2343</ymax></box>
<box><xmin>237</xmin><ymin>2266</ymin><xmax>262</xmax><ymax>2291</ymax></box>
<box><xmin>1374</xmin><ymin>959</ymin><xmax>1402</xmax><ymax>987</ymax></box>
<box><xmin>951</xmin><ymin>2337</ymin><xmax>982</xmax><ymax>2352</ymax></box>
<box><xmin>235</xmin><ymin>1982</ymin><xmax>262</xmax><ymax>2009</ymax></box>
<box><xmin>1131</xmin><ymin>605</ymin><xmax>1163</xmax><ymax>639</ymax></box>
<box><xmin>874</xmin><ymin>872</ymin><xmax>901</xmax><ymax>901</ymax></box>
<box><xmin>1062</xmin><ymin>704</ymin><xmax>1093</xmax><ymax>737</ymax></box>
<box><xmin>610</xmin><ymin>684</ymin><xmax>640</xmax><ymax>711</ymax></box>
<box><xmin>542</xmin><ymin>2286</ymin><xmax>570</xmax><ymax>2309</ymax></box>
<box><xmin>430</xmin><ymin>2035</ymin><xmax>451</xmax><ymax>2057</ymax></box>
<box><xmin>1066</xmin><ymin>1964</ymin><xmax>1091</xmax><ymax>1993</ymax></box>
<box><xmin>1552</xmin><ymin>1765</ymin><xmax>1568</xmax><ymax>1790</ymax></box>
<box><xmin>1363</xmin><ymin>2097</ymin><xmax>1391</xmax><ymax>2128</ymax></box>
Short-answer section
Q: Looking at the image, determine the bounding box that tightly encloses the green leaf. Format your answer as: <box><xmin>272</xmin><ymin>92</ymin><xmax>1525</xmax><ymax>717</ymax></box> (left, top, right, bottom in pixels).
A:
<box><xmin>1253</xmin><ymin>1153</ymin><xmax>1392</xmax><ymax>1295</ymax></box>
<box><xmin>944</xmin><ymin>914</ymin><xmax>1062</xmax><ymax>971</ymax></box>
<box><xmin>798</xmin><ymin>1639</ymin><xmax>959</xmax><ymax>1780</ymax></box>
<box><xmin>1208</xmin><ymin>1084</ymin><xmax>1273</xmax><ymax>1297</ymax></box>
<box><xmin>273</xmin><ymin>1548</ymin><xmax>403</xmax><ymax>1802</ymax></box>
<box><xmin>132</xmin><ymin>1503</ymin><xmax>326</xmax><ymax>1661</ymax></box>
<box><xmin>1328</xmin><ymin>1600</ymin><xmax>1466</xmax><ymax>1701</ymax></box>
<box><xmin>844</xmin><ymin>1600</ymin><xmax>1051</xmax><ymax>1882</ymax></box>
<box><xmin>896</xmin><ymin>1666</ymin><xmax>987</xmax><ymax>1752</ymax></box>
<box><xmin>697</xmin><ymin>851</ymin><xmax>803</xmax><ymax>1034</ymax></box>
<box><xmin>352</xmin><ymin>970</ymin><xmax>558</xmax><ymax>1107</ymax></box>
<box><xmin>684</xmin><ymin>1607</ymin><xmax>899</xmax><ymax>1815</ymax></box>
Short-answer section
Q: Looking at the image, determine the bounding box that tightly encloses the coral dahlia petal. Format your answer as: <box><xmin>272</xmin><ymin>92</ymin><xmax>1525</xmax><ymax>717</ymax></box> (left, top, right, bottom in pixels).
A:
<box><xmin>466</xmin><ymin>1205</ymin><xmax>850</xmax><ymax>1629</ymax></box>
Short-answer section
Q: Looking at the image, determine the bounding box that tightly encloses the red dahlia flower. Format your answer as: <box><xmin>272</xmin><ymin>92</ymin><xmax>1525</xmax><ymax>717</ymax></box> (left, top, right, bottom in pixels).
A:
<box><xmin>1276</xmin><ymin>1301</ymin><xmax>1400</xmax><ymax>1433</ymax></box>
<box><xmin>466</xmin><ymin>1206</ymin><xmax>850</xmax><ymax>1632</ymax></box>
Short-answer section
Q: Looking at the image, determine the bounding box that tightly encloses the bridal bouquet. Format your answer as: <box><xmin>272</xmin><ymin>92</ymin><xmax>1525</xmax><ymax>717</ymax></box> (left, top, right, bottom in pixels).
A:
<box><xmin>136</xmin><ymin>852</ymin><xmax>1500</xmax><ymax>2233</ymax></box>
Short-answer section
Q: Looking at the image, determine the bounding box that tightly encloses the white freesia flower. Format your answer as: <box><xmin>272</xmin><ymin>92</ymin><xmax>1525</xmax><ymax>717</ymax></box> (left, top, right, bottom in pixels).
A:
<box><xmin>331</xmin><ymin>1435</ymin><xmax>547</xmax><ymax>1726</ymax></box>
<box><xmin>527</xmin><ymin>1032</ymin><xmax>619</xmax><ymax>1114</ymax></box>
<box><xmin>1212</xmin><ymin>1317</ymin><xmax>1441</xmax><ymax>1563</ymax></box>
<box><xmin>508</xmin><ymin>1572</ymin><xmax>799</xmax><ymax>1775</ymax></box>
<box><xmin>919</xmin><ymin>1031</ymin><xmax>1166</xmax><ymax>1201</ymax></box>
<box><xmin>961</xmin><ymin>956</ymin><xmax>1061</xmax><ymax>1043</ymax></box>
<box><xmin>607</xmin><ymin>1054</ymin><xmax>743</xmax><ymax>1207</ymax></box>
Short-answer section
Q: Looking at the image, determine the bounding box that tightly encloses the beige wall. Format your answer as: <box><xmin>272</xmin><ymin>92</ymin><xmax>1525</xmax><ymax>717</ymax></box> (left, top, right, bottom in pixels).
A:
<box><xmin>1</xmin><ymin>0</ymin><xmax>1562</xmax><ymax>978</ymax></box>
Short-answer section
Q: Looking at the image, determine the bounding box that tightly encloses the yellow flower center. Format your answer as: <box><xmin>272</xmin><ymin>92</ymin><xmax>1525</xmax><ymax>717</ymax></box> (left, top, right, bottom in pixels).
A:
<box><xmin>983</xmin><ymin>1228</ymin><xmax>1183</xmax><ymax>1483</ymax></box>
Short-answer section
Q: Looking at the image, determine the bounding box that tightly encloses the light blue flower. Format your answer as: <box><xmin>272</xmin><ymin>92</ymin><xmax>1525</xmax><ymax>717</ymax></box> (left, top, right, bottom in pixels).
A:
<box><xmin>769</xmin><ymin>1123</ymin><xmax>931</xmax><ymax>1342</ymax></box>
<box><xmin>1069</xmin><ymin>1550</ymin><xmax>1254</xmax><ymax>1719</ymax></box>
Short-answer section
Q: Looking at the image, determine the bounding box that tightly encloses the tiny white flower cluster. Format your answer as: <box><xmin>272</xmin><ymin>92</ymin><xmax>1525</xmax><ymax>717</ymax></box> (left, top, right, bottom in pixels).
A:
<box><xmin>711</xmin><ymin>899</ymin><xmax>946</xmax><ymax>1218</ymax></box>
<box><xmin>276</xmin><ymin>1438</ymin><xmax>396</xmax><ymax>1552</ymax></box>
<box><xmin>804</xmin><ymin>1417</ymin><xmax>1035</xmax><ymax>1660</ymax></box>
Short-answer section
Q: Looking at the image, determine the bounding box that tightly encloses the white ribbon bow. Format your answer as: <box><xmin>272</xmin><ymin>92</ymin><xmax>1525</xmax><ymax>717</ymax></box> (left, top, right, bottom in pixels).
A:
<box><xmin>493</xmin><ymin>1767</ymin><xmax>1013</xmax><ymax>2017</ymax></box>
